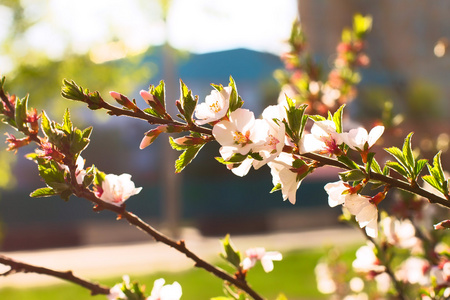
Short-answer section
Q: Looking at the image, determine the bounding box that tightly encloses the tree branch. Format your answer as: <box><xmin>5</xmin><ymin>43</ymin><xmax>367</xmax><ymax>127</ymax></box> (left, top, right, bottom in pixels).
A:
<box><xmin>0</xmin><ymin>254</ymin><xmax>110</xmax><ymax>296</ymax></box>
<box><xmin>301</xmin><ymin>152</ymin><xmax>450</xmax><ymax>209</ymax></box>
<box><xmin>76</xmin><ymin>189</ymin><xmax>264</xmax><ymax>300</ymax></box>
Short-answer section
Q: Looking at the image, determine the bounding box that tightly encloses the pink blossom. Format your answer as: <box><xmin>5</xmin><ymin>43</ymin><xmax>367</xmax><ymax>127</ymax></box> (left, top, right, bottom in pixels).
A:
<box><xmin>300</xmin><ymin>120</ymin><xmax>344</xmax><ymax>155</ymax></box>
<box><xmin>242</xmin><ymin>247</ymin><xmax>282</xmax><ymax>273</ymax></box>
<box><xmin>381</xmin><ymin>216</ymin><xmax>420</xmax><ymax>249</ymax></box>
<box><xmin>97</xmin><ymin>174</ymin><xmax>142</xmax><ymax>206</ymax></box>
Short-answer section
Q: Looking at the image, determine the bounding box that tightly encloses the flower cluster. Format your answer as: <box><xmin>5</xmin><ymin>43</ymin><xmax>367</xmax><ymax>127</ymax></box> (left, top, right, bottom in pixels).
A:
<box><xmin>108</xmin><ymin>276</ymin><xmax>182</xmax><ymax>300</ymax></box>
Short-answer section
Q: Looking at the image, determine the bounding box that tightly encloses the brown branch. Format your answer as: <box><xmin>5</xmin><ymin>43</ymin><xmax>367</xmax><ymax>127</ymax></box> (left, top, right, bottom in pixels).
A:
<box><xmin>99</xmin><ymin>101</ymin><xmax>213</xmax><ymax>136</ymax></box>
<box><xmin>301</xmin><ymin>152</ymin><xmax>450</xmax><ymax>209</ymax></box>
<box><xmin>75</xmin><ymin>189</ymin><xmax>264</xmax><ymax>300</ymax></box>
<box><xmin>0</xmin><ymin>254</ymin><xmax>110</xmax><ymax>296</ymax></box>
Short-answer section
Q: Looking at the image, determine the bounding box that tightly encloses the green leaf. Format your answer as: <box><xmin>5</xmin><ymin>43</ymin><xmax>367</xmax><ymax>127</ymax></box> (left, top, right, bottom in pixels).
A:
<box><xmin>30</xmin><ymin>187</ymin><xmax>56</xmax><ymax>198</ymax></box>
<box><xmin>270</xmin><ymin>183</ymin><xmax>282</xmax><ymax>193</ymax></box>
<box><xmin>15</xmin><ymin>95</ymin><xmax>28</xmax><ymax>132</ymax></box>
<box><xmin>339</xmin><ymin>169</ymin><xmax>366</xmax><ymax>182</ymax></box>
<box><xmin>332</xmin><ymin>104</ymin><xmax>345</xmax><ymax>133</ymax></box>
<box><xmin>385</xmin><ymin>161</ymin><xmax>409</xmax><ymax>178</ymax></box>
<box><xmin>179</xmin><ymin>80</ymin><xmax>198</xmax><ymax>123</ymax></box>
<box><xmin>337</xmin><ymin>155</ymin><xmax>360</xmax><ymax>170</ymax></box>
<box><xmin>228</xmin><ymin>76</ymin><xmax>244</xmax><ymax>112</ymax></box>
<box><xmin>369</xmin><ymin>155</ymin><xmax>382</xmax><ymax>174</ymax></box>
<box><xmin>308</xmin><ymin>115</ymin><xmax>326</xmax><ymax>122</ymax></box>
<box><xmin>174</xmin><ymin>144</ymin><xmax>204</xmax><ymax>173</ymax></box>
<box><xmin>385</xmin><ymin>146</ymin><xmax>410</xmax><ymax>174</ymax></box>
<box><xmin>151</xmin><ymin>80</ymin><xmax>166</xmax><ymax>108</ymax></box>
<box><xmin>402</xmin><ymin>132</ymin><xmax>415</xmax><ymax>171</ymax></box>
<box><xmin>414</xmin><ymin>159</ymin><xmax>428</xmax><ymax>179</ymax></box>
<box><xmin>219</xmin><ymin>234</ymin><xmax>242</xmax><ymax>270</ymax></box>
<box><xmin>62</xmin><ymin>109</ymin><xmax>73</xmax><ymax>134</ymax></box>
<box><xmin>422</xmin><ymin>175</ymin><xmax>443</xmax><ymax>194</ymax></box>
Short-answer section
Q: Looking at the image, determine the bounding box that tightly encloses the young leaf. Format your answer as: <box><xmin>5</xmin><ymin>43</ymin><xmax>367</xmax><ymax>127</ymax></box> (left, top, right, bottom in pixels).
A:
<box><xmin>15</xmin><ymin>95</ymin><xmax>28</xmax><ymax>132</ymax></box>
<box><xmin>385</xmin><ymin>161</ymin><xmax>409</xmax><ymax>178</ymax></box>
<box><xmin>332</xmin><ymin>104</ymin><xmax>345</xmax><ymax>133</ymax></box>
<box><xmin>228</xmin><ymin>76</ymin><xmax>243</xmax><ymax>112</ymax></box>
<box><xmin>403</xmin><ymin>132</ymin><xmax>415</xmax><ymax>170</ymax></box>
<box><xmin>174</xmin><ymin>144</ymin><xmax>204</xmax><ymax>173</ymax></box>
<box><xmin>219</xmin><ymin>234</ymin><xmax>242</xmax><ymax>270</ymax></box>
<box><xmin>30</xmin><ymin>187</ymin><xmax>56</xmax><ymax>198</ymax></box>
<box><xmin>179</xmin><ymin>80</ymin><xmax>198</xmax><ymax>123</ymax></box>
<box><xmin>62</xmin><ymin>109</ymin><xmax>73</xmax><ymax>134</ymax></box>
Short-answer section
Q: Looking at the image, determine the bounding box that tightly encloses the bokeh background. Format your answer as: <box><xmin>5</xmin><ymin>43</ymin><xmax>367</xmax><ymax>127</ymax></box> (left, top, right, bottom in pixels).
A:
<box><xmin>0</xmin><ymin>0</ymin><xmax>449</xmax><ymax>253</ymax></box>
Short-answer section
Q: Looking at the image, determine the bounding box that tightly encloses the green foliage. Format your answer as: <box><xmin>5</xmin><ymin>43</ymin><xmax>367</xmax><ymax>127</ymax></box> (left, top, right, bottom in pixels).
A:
<box><xmin>339</xmin><ymin>169</ymin><xmax>366</xmax><ymax>182</ymax></box>
<box><xmin>14</xmin><ymin>95</ymin><xmax>28</xmax><ymax>132</ymax></box>
<box><xmin>61</xmin><ymin>79</ymin><xmax>86</xmax><ymax>102</ymax></box>
<box><xmin>385</xmin><ymin>133</ymin><xmax>427</xmax><ymax>182</ymax></box>
<box><xmin>423</xmin><ymin>152</ymin><xmax>449</xmax><ymax>196</ymax></box>
<box><xmin>331</xmin><ymin>104</ymin><xmax>345</xmax><ymax>133</ymax></box>
<box><xmin>178</xmin><ymin>80</ymin><xmax>198</xmax><ymax>124</ymax></box>
<box><xmin>169</xmin><ymin>136</ymin><xmax>206</xmax><ymax>173</ymax></box>
<box><xmin>284</xmin><ymin>97</ymin><xmax>307</xmax><ymax>144</ymax></box>
<box><xmin>219</xmin><ymin>234</ymin><xmax>242</xmax><ymax>270</ymax></box>
<box><xmin>228</xmin><ymin>76</ymin><xmax>244</xmax><ymax>113</ymax></box>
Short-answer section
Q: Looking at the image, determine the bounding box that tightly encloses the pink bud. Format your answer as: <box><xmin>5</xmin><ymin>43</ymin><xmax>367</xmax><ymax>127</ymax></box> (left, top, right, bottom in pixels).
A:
<box><xmin>140</xmin><ymin>90</ymin><xmax>155</xmax><ymax>106</ymax></box>
<box><xmin>109</xmin><ymin>91</ymin><xmax>121</xmax><ymax>101</ymax></box>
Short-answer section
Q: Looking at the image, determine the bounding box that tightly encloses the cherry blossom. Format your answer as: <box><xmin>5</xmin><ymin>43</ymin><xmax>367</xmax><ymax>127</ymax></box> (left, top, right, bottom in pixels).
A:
<box><xmin>268</xmin><ymin>152</ymin><xmax>304</xmax><ymax>204</ymax></box>
<box><xmin>212</xmin><ymin>108</ymin><xmax>262</xmax><ymax>160</ymax></box>
<box><xmin>194</xmin><ymin>86</ymin><xmax>232</xmax><ymax>125</ymax></box>
<box><xmin>107</xmin><ymin>275</ymin><xmax>129</xmax><ymax>300</ymax></box>
<box><xmin>344</xmin><ymin>193</ymin><xmax>378</xmax><ymax>238</ymax></box>
<box><xmin>242</xmin><ymin>247</ymin><xmax>282</xmax><ymax>273</ymax></box>
<box><xmin>343</xmin><ymin>125</ymin><xmax>384</xmax><ymax>151</ymax></box>
<box><xmin>381</xmin><ymin>216</ymin><xmax>420</xmax><ymax>249</ymax></box>
<box><xmin>96</xmin><ymin>174</ymin><xmax>142</xmax><ymax>206</ymax></box>
<box><xmin>396</xmin><ymin>257</ymin><xmax>430</xmax><ymax>285</ymax></box>
<box><xmin>300</xmin><ymin>120</ymin><xmax>344</xmax><ymax>155</ymax></box>
<box><xmin>352</xmin><ymin>243</ymin><xmax>385</xmax><ymax>273</ymax></box>
<box><xmin>147</xmin><ymin>278</ymin><xmax>182</xmax><ymax>300</ymax></box>
<box><xmin>314</xmin><ymin>262</ymin><xmax>337</xmax><ymax>294</ymax></box>
<box><xmin>324</xmin><ymin>180</ymin><xmax>350</xmax><ymax>207</ymax></box>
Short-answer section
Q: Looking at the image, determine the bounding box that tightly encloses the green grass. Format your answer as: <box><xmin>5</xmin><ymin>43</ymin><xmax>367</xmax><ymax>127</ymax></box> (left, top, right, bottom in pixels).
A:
<box><xmin>0</xmin><ymin>245</ymin><xmax>361</xmax><ymax>300</ymax></box>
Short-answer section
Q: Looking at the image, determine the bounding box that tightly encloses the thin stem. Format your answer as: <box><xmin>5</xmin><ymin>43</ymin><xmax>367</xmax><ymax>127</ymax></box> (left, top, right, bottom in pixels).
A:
<box><xmin>301</xmin><ymin>152</ymin><xmax>450</xmax><ymax>209</ymax></box>
<box><xmin>99</xmin><ymin>101</ymin><xmax>213</xmax><ymax>136</ymax></box>
<box><xmin>364</xmin><ymin>233</ymin><xmax>406</xmax><ymax>300</ymax></box>
<box><xmin>76</xmin><ymin>189</ymin><xmax>264</xmax><ymax>300</ymax></box>
<box><xmin>0</xmin><ymin>254</ymin><xmax>110</xmax><ymax>296</ymax></box>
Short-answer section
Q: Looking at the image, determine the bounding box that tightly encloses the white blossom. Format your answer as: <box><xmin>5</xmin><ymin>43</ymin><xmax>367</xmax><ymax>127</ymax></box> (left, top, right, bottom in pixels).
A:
<box><xmin>352</xmin><ymin>243</ymin><xmax>385</xmax><ymax>273</ymax></box>
<box><xmin>242</xmin><ymin>247</ymin><xmax>282</xmax><ymax>273</ymax></box>
<box><xmin>213</xmin><ymin>108</ymin><xmax>263</xmax><ymax>160</ymax></box>
<box><xmin>314</xmin><ymin>262</ymin><xmax>336</xmax><ymax>294</ymax></box>
<box><xmin>344</xmin><ymin>194</ymin><xmax>378</xmax><ymax>238</ymax></box>
<box><xmin>147</xmin><ymin>278</ymin><xmax>182</xmax><ymax>300</ymax></box>
<box><xmin>97</xmin><ymin>174</ymin><xmax>142</xmax><ymax>206</ymax></box>
<box><xmin>268</xmin><ymin>153</ymin><xmax>303</xmax><ymax>204</ymax></box>
<box><xmin>381</xmin><ymin>216</ymin><xmax>420</xmax><ymax>249</ymax></box>
<box><xmin>107</xmin><ymin>275</ymin><xmax>129</xmax><ymax>300</ymax></box>
<box><xmin>324</xmin><ymin>180</ymin><xmax>349</xmax><ymax>207</ymax></box>
<box><xmin>343</xmin><ymin>125</ymin><xmax>384</xmax><ymax>151</ymax></box>
<box><xmin>195</xmin><ymin>86</ymin><xmax>232</xmax><ymax>125</ymax></box>
<box><xmin>396</xmin><ymin>257</ymin><xmax>430</xmax><ymax>285</ymax></box>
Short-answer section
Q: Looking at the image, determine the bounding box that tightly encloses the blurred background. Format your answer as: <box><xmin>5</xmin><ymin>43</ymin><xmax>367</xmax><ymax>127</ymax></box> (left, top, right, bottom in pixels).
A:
<box><xmin>0</xmin><ymin>0</ymin><xmax>449</xmax><ymax>252</ymax></box>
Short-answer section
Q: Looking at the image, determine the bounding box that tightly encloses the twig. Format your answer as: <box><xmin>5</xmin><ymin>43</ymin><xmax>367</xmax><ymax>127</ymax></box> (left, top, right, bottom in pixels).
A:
<box><xmin>301</xmin><ymin>152</ymin><xmax>450</xmax><ymax>209</ymax></box>
<box><xmin>76</xmin><ymin>189</ymin><xmax>264</xmax><ymax>300</ymax></box>
<box><xmin>0</xmin><ymin>254</ymin><xmax>110</xmax><ymax>296</ymax></box>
